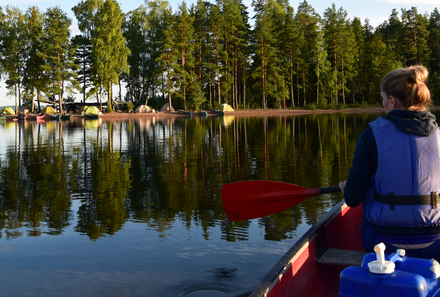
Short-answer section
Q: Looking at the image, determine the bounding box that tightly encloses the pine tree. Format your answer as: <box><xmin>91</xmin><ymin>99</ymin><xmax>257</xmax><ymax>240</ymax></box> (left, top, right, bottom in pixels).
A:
<box><xmin>400</xmin><ymin>7</ymin><xmax>430</xmax><ymax>66</ymax></box>
<box><xmin>72</xmin><ymin>0</ymin><xmax>104</xmax><ymax>39</ymax></box>
<box><xmin>206</xmin><ymin>4</ymin><xmax>224</xmax><ymax>106</ymax></box>
<box><xmin>281</xmin><ymin>4</ymin><xmax>299</xmax><ymax>107</ymax></box>
<box><xmin>1</xmin><ymin>6</ymin><xmax>26</xmax><ymax>111</ymax></box>
<box><xmin>40</xmin><ymin>6</ymin><xmax>79</xmax><ymax>112</ymax></box>
<box><xmin>364</xmin><ymin>34</ymin><xmax>402</xmax><ymax>102</ymax></box>
<box><xmin>72</xmin><ymin>0</ymin><xmax>104</xmax><ymax>103</ymax></box>
<box><xmin>142</xmin><ymin>0</ymin><xmax>171</xmax><ymax>105</ymax></box>
<box><xmin>377</xmin><ymin>9</ymin><xmax>405</xmax><ymax>65</ymax></box>
<box><xmin>312</xmin><ymin>23</ymin><xmax>333</xmax><ymax>106</ymax></box>
<box><xmin>156</xmin><ymin>6</ymin><xmax>176</xmax><ymax>109</ymax></box>
<box><xmin>295</xmin><ymin>0</ymin><xmax>320</xmax><ymax>106</ymax></box>
<box><xmin>93</xmin><ymin>0</ymin><xmax>130</xmax><ymax>109</ymax></box>
<box><xmin>22</xmin><ymin>6</ymin><xmax>45</xmax><ymax>112</ymax></box>
<box><xmin>251</xmin><ymin>0</ymin><xmax>279</xmax><ymax>108</ymax></box>
<box><xmin>323</xmin><ymin>4</ymin><xmax>357</xmax><ymax>104</ymax></box>
<box><xmin>217</xmin><ymin>0</ymin><xmax>249</xmax><ymax>108</ymax></box>
<box><xmin>350</xmin><ymin>17</ymin><xmax>368</xmax><ymax>103</ymax></box>
<box><xmin>381</xmin><ymin>9</ymin><xmax>403</xmax><ymax>44</ymax></box>
<box><xmin>173</xmin><ymin>1</ymin><xmax>195</xmax><ymax>110</ymax></box>
<box><xmin>428</xmin><ymin>8</ymin><xmax>440</xmax><ymax>101</ymax></box>
<box><xmin>192</xmin><ymin>0</ymin><xmax>208</xmax><ymax>85</ymax></box>
<box><xmin>236</xmin><ymin>0</ymin><xmax>251</xmax><ymax>109</ymax></box>
<box><xmin>123</xmin><ymin>5</ymin><xmax>149</xmax><ymax>104</ymax></box>
<box><xmin>71</xmin><ymin>35</ymin><xmax>93</xmax><ymax>103</ymax></box>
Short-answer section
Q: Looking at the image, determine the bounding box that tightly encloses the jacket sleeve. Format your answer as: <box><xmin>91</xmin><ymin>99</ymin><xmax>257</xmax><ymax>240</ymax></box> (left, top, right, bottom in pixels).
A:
<box><xmin>344</xmin><ymin>127</ymin><xmax>378</xmax><ymax>207</ymax></box>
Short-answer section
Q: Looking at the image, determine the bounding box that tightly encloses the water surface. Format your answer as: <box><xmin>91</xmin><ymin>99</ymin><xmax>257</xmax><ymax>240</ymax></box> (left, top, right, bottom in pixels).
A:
<box><xmin>0</xmin><ymin>112</ymin><xmax>384</xmax><ymax>296</ymax></box>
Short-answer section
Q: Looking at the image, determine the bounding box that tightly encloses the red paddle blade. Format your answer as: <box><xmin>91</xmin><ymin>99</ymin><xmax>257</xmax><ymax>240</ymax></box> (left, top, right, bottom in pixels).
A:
<box><xmin>221</xmin><ymin>181</ymin><xmax>320</xmax><ymax>221</ymax></box>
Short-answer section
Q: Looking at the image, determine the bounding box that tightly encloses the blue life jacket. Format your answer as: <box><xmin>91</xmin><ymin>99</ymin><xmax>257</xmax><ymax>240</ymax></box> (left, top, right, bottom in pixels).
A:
<box><xmin>365</xmin><ymin>116</ymin><xmax>440</xmax><ymax>243</ymax></box>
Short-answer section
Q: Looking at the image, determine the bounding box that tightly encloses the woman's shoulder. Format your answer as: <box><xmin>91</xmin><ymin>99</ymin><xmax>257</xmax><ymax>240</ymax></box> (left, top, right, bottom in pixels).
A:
<box><xmin>356</xmin><ymin>126</ymin><xmax>377</xmax><ymax>156</ymax></box>
<box><xmin>359</xmin><ymin>126</ymin><xmax>375</xmax><ymax>143</ymax></box>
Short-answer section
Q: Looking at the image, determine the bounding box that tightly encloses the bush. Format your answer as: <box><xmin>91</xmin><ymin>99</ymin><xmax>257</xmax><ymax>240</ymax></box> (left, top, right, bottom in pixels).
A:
<box><xmin>307</xmin><ymin>103</ymin><xmax>318</xmax><ymax>110</ymax></box>
<box><xmin>360</xmin><ymin>101</ymin><xmax>369</xmax><ymax>108</ymax></box>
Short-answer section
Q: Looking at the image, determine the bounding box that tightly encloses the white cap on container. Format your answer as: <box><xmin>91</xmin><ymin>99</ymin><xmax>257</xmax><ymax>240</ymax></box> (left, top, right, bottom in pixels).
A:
<box><xmin>368</xmin><ymin>243</ymin><xmax>395</xmax><ymax>274</ymax></box>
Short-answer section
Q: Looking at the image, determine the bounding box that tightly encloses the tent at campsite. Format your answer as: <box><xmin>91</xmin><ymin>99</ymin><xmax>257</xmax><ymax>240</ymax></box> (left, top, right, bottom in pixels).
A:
<box><xmin>85</xmin><ymin>106</ymin><xmax>99</xmax><ymax>115</ymax></box>
<box><xmin>41</xmin><ymin>106</ymin><xmax>56</xmax><ymax>114</ymax></box>
<box><xmin>18</xmin><ymin>106</ymin><xmax>29</xmax><ymax>114</ymax></box>
<box><xmin>77</xmin><ymin>106</ymin><xmax>88</xmax><ymax>114</ymax></box>
<box><xmin>160</xmin><ymin>103</ymin><xmax>174</xmax><ymax>112</ymax></box>
<box><xmin>219</xmin><ymin>104</ymin><xmax>234</xmax><ymax>112</ymax></box>
<box><xmin>0</xmin><ymin>107</ymin><xmax>15</xmax><ymax>115</ymax></box>
<box><xmin>136</xmin><ymin>105</ymin><xmax>150</xmax><ymax>113</ymax></box>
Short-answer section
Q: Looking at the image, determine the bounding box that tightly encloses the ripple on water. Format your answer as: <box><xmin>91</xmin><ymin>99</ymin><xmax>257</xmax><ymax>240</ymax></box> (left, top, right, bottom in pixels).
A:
<box><xmin>207</xmin><ymin>267</ymin><xmax>238</xmax><ymax>279</ymax></box>
<box><xmin>164</xmin><ymin>266</ymin><xmax>254</xmax><ymax>297</ymax></box>
<box><xmin>174</xmin><ymin>286</ymin><xmax>231</xmax><ymax>296</ymax></box>
<box><xmin>169</xmin><ymin>284</ymin><xmax>254</xmax><ymax>297</ymax></box>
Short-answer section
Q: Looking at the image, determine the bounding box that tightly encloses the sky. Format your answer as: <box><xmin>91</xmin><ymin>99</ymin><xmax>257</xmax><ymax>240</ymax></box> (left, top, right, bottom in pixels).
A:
<box><xmin>0</xmin><ymin>0</ymin><xmax>438</xmax><ymax>106</ymax></box>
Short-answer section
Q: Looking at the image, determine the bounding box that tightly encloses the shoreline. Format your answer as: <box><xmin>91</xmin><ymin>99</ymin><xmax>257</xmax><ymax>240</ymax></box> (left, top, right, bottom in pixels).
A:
<box><xmin>5</xmin><ymin>106</ymin><xmax>440</xmax><ymax>121</ymax></box>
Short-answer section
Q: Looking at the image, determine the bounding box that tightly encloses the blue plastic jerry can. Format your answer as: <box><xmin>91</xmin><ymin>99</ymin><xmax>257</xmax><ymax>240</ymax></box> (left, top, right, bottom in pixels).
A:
<box><xmin>339</xmin><ymin>243</ymin><xmax>440</xmax><ymax>297</ymax></box>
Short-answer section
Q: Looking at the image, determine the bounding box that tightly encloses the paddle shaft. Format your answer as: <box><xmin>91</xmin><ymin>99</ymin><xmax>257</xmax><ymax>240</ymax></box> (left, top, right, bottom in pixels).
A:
<box><xmin>319</xmin><ymin>186</ymin><xmax>341</xmax><ymax>195</ymax></box>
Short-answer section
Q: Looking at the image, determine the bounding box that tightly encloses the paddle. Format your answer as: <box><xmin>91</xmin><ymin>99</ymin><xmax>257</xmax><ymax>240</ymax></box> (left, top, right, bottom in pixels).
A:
<box><xmin>221</xmin><ymin>180</ymin><xmax>341</xmax><ymax>221</ymax></box>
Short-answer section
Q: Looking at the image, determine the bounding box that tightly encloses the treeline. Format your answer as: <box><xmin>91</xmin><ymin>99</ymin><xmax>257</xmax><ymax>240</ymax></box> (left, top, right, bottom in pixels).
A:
<box><xmin>1</xmin><ymin>0</ymin><xmax>440</xmax><ymax>111</ymax></box>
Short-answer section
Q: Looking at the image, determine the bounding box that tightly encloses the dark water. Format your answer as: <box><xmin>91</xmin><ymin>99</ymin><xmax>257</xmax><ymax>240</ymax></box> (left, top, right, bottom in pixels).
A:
<box><xmin>0</xmin><ymin>112</ymin><xmax>385</xmax><ymax>296</ymax></box>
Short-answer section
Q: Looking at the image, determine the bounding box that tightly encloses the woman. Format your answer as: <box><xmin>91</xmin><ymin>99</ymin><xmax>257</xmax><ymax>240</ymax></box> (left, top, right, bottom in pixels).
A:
<box><xmin>340</xmin><ymin>65</ymin><xmax>440</xmax><ymax>260</ymax></box>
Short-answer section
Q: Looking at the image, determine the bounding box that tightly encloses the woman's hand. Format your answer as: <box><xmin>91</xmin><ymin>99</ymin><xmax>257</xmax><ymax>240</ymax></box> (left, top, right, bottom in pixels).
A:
<box><xmin>339</xmin><ymin>180</ymin><xmax>347</xmax><ymax>196</ymax></box>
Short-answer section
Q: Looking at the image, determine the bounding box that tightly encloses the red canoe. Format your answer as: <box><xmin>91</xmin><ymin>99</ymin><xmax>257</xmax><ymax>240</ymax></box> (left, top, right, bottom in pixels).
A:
<box><xmin>249</xmin><ymin>201</ymin><xmax>364</xmax><ymax>297</ymax></box>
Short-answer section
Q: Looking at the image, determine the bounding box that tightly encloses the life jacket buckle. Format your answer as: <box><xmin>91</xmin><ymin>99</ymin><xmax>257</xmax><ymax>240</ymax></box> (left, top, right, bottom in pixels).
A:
<box><xmin>389</xmin><ymin>193</ymin><xmax>395</xmax><ymax>210</ymax></box>
<box><xmin>432</xmin><ymin>192</ymin><xmax>438</xmax><ymax>209</ymax></box>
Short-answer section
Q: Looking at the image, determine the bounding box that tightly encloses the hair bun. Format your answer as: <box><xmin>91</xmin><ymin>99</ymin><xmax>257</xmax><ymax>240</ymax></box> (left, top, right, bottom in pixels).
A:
<box><xmin>409</xmin><ymin>66</ymin><xmax>428</xmax><ymax>85</ymax></box>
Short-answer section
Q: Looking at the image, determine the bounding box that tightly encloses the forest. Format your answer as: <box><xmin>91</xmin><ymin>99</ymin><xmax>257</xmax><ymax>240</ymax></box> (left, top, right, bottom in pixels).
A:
<box><xmin>1</xmin><ymin>0</ymin><xmax>440</xmax><ymax>112</ymax></box>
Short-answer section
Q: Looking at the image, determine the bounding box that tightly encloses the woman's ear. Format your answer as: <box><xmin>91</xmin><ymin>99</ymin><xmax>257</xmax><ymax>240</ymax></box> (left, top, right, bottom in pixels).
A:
<box><xmin>389</xmin><ymin>96</ymin><xmax>397</xmax><ymax>107</ymax></box>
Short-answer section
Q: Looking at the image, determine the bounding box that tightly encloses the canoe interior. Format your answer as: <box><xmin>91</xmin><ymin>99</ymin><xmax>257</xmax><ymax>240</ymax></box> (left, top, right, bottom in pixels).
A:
<box><xmin>250</xmin><ymin>201</ymin><xmax>363</xmax><ymax>297</ymax></box>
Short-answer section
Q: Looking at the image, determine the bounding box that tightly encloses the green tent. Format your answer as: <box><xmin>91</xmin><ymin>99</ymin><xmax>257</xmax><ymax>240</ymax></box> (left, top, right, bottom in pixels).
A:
<box><xmin>85</xmin><ymin>106</ymin><xmax>99</xmax><ymax>115</ymax></box>
<box><xmin>41</xmin><ymin>106</ymin><xmax>56</xmax><ymax>114</ymax></box>
<box><xmin>0</xmin><ymin>107</ymin><xmax>15</xmax><ymax>115</ymax></box>
<box><xmin>77</xmin><ymin>106</ymin><xmax>88</xmax><ymax>114</ymax></box>
<box><xmin>219</xmin><ymin>104</ymin><xmax>234</xmax><ymax>112</ymax></box>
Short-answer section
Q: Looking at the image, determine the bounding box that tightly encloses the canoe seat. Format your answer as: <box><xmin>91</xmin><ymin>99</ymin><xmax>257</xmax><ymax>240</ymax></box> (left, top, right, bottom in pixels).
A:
<box><xmin>318</xmin><ymin>248</ymin><xmax>366</xmax><ymax>266</ymax></box>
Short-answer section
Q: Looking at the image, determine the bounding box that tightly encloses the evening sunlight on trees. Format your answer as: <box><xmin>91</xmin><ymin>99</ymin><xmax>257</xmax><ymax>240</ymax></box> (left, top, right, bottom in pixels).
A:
<box><xmin>0</xmin><ymin>0</ymin><xmax>440</xmax><ymax>111</ymax></box>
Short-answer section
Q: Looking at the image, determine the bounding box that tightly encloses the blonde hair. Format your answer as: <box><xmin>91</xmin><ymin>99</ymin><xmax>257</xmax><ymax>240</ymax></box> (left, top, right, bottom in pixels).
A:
<box><xmin>380</xmin><ymin>65</ymin><xmax>432</xmax><ymax>111</ymax></box>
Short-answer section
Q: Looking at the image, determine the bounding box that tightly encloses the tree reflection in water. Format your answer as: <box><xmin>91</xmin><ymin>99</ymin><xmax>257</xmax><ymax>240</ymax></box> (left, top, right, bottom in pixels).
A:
<box><xmin>0</xmin><ymin>112</ymin><xmax>394</xmax><ymax>295</ymax></box>
<box><xmin>0</xmin><ymin>113</ymin><xmax>383</xmax><ymax>242</ymax></box>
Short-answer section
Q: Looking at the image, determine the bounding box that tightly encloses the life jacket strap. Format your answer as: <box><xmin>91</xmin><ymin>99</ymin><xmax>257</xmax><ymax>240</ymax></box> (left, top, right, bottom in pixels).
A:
<box><xmin>373</xmin><ymin>190</ymin><xmax>439</xmax><ymax>210</ymax></box>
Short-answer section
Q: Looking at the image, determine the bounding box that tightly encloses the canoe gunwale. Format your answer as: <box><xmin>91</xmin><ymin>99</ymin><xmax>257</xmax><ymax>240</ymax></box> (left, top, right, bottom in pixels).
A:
<box><xmin>249</xmin><ymin>200</ymin><xmax>349</xmax><ymax>297</ymax></box>
<box><xmin>178</xmin><ymin>110</ymin><xmax>192</xmax><ymax>117</ymax></box>
<box><xmin>211</xmin><ymin>109</ymin><xmax>224</xmax><ymax>116</ymax></box>
<box><xmin>84</xmin><ymin>113</ymin><xmax>99</xmax><ymax>119</ymax></box>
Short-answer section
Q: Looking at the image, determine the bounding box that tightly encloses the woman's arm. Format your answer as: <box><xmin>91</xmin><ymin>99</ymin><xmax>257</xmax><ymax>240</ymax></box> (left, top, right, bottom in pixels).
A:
<box><xmin>343</xmin><ymin>128</ymin><xmax>378</xmax><ymax>207</ymax></box>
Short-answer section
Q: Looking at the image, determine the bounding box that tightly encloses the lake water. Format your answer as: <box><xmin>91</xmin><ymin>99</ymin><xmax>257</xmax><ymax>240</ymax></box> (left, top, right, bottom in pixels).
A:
<box><xmin>0</xmin><ymin>112</ymin><xmax>386</xmax><ymax>296</ymax></box>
